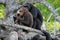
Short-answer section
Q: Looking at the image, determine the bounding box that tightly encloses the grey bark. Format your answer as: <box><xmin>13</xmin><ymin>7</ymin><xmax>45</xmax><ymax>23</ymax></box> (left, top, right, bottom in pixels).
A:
<box><xmin>0</xmin><ymin>20</ymin><xmax>44</xmax><ymax>35</ymax></box>
<box><xmin>4</xmin><ymin>31</ymin><xmax>18</xmax><ymax>40</ymax></box>
<box><xmin>0</xmin><ymin>20</ymin><xmax>46</xmax><ymax>40</ymax></box>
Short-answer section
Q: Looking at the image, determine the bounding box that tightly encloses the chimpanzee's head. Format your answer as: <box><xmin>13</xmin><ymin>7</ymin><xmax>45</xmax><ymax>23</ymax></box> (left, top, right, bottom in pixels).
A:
<box><xmin>17</xmin><ymin>7</ymin><xmax>29</xmax><ymax>16</ymax></box>
<box><xmin>23</xmin><ymin>3</ymin><xmax>33</xmax><ymax>10</ymax></box>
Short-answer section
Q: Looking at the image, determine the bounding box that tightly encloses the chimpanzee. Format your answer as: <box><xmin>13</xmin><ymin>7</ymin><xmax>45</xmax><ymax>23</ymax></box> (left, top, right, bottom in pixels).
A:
<box><xmin>23</xmin><ymin>3</ymin><xmax>52</xmax><ymax>40</ymax></box>
<box><xmin>23</xmin><ymin>3</ymin><xmax>43</xmax><ymax>30</ymax></box>
<box><xmin>13</xmin><ymin>7</ymin><xmax>33</xmax><ymax>27</ymax></box>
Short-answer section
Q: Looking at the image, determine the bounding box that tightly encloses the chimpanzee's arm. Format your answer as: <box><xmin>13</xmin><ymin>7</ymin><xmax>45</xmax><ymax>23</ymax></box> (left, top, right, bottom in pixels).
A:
<box><xmin>20</xmin><ymin>13</ymin><xmax>33</xmax><ymax>27</ymax></box>
<box><xmin>20</xmin><ymin>17</ymin><xmax>29</xmax><ymax>26</ymax></box>
<box><xmin>13</xmin><ymin>16</ymin><xmax>17</xmax><ymax>24</ymax></box>
<box><xmin>13</xmin><ymin>16</ymin><xmax>16</xmax><ymax>22</ymax></box>
<box><xmin>31</xmin><ymin>8</ymin><xmax>37</xmax><ymax>18</ymax></box>
<box><xmin>19</xmin><ymin>16</ymin><xmax>24</xmax><ymax>21</ymax></box>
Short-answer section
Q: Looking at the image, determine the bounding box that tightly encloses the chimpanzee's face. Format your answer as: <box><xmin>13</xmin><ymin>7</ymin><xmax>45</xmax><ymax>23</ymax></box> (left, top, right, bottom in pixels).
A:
<box><xmin>17</xmin><ymin>8</ymin><xmax>24</xmax><ymax>16</ymax></box>
<box><xmin>17</xmin><ymin>7</ymin><xmax>29</xmax><ymax>16</ymax></box>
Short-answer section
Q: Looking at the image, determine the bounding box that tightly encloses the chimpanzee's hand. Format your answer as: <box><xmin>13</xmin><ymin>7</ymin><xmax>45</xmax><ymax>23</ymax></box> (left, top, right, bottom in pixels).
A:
<box><xmin>19</xmin><ymin>16</ymin><xmax>24</xmax><ymax>21</ymax></box>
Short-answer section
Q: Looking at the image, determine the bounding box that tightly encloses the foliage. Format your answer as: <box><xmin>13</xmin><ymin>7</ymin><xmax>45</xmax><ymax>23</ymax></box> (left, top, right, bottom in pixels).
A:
<box><xmin>46</xmin><ymin>21</ymin><xmax>60</xmax><ymax>32</ymax></box>
<box><xmin>18</xmin><ymin>0</ymin><xmax>25</xmax><ymax>4</ymax></box>
<box><xmin>0</xmin><ymin>4</ymin><xmax>5</xmax><ymax>19</ymax></box>
<box><xmin>57</xmin><ymin>10</ymin><xmax>60</xmax><ymax>15</ymax></box>
<box><xmin>46</xmin><ymin>0</ymin><xmax>60</xmax><ymax>9</ymax></box>
<box><xmin>46</xmin><ymin>0</ymin><xmax>60</xmax><ymax>15</ymax></box>
<box><xmin>46</xmin><ymin>0</ymin><xmax>60</xmax><ymax>32</ymax></box>
<box><xmin>53</xmin><ymin>0</ymin><xmax>60</xmax><ymax>9</ymax></box>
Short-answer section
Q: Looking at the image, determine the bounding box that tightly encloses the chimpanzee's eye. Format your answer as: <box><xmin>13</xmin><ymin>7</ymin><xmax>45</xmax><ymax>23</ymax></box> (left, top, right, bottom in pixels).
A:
<box><xmin>19</xmin><ymin>11</ymin><xmax>22</xmax><ymax>12</ymax></box>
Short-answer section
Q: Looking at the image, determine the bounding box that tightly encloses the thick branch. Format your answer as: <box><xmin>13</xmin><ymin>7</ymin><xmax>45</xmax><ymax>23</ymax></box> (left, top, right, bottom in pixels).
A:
<box><xmin>0</xmin><ymin>20</ymin><xmax>44</xmax><ymax>35</ymax></box>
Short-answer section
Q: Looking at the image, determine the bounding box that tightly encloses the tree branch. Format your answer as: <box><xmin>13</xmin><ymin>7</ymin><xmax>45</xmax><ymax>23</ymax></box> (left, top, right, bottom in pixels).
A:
<box><xmin>0</xmin><ymin>20</ymin><xmax>44</xmax><ymax>35</ymax></box>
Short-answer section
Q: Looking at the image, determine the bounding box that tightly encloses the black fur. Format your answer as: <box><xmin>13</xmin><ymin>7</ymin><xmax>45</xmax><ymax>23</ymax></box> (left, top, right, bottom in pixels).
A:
<box><xmin>42</xmin><ymin>30</ymin><xmax>52</xmax><ymax>40</ymax></box>
<box><xmin>31</xmin><ymin>34</ymin><xmax>40</xmax><ymax>40</ymax></box>
<box><xmin>23</xmin><ymin>3</ymin><xmax>43</xmax><ymax>30</ymax></box>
